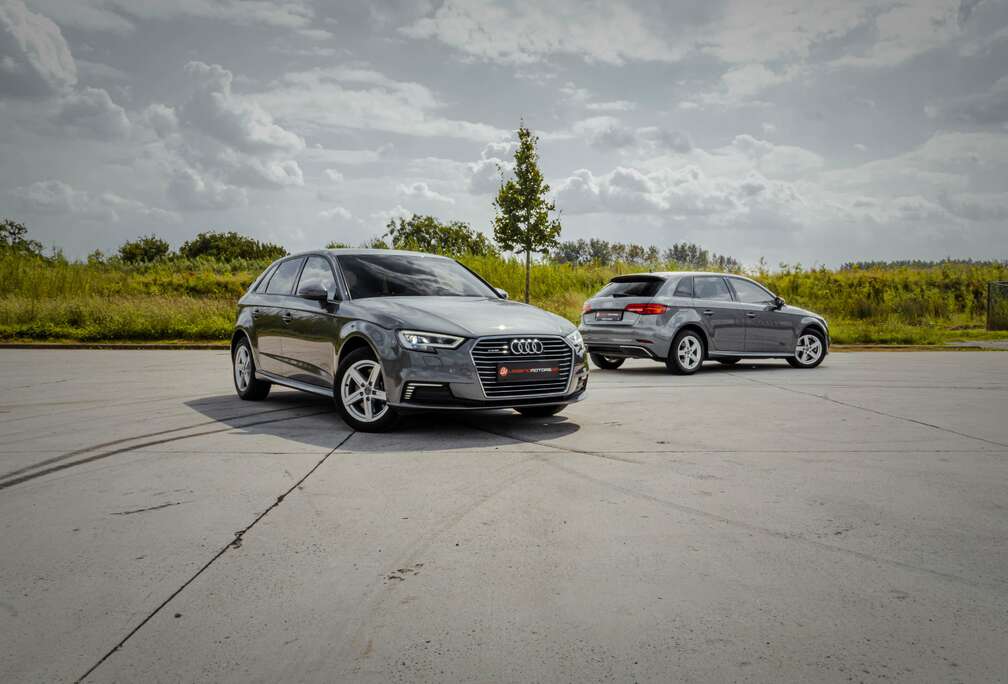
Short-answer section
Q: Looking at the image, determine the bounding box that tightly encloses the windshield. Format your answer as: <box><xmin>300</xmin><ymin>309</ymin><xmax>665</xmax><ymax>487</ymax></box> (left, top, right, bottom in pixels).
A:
<box><xmin>337</xmin><ymin>254</ymin><xmax>497</xmax><ymax>299</ymax></box>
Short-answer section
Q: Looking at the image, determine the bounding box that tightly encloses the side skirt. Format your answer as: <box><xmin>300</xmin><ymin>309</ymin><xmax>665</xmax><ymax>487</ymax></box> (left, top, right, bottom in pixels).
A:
<box><xmin>256</xmin><ymin>370</ymin><xmax>333</xmax><ymax>398</ymax></box>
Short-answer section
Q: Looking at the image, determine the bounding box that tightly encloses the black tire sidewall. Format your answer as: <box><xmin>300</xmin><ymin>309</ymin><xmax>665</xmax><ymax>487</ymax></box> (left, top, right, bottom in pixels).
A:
<box><xmin>334</xmin><ymin>347</ymin><xmax>398</xmax><ymax>432</ymax></box>
<box><xmin>232</xmin><ymin>337</ymin><xmax>270</xmax><ymax>400</ymax></box>
<box><xmin>590</xmin><ymin>353</ymin><xmax>625</xmax><ymax>370</ymax></box>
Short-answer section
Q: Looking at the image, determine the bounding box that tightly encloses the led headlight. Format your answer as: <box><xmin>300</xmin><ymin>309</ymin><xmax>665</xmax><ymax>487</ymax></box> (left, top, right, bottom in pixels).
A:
<box><xmin>397</xmin><ymin>330</ymin><xmax>465</xmax><ymax>352</ymax></box>
<box><xmin>565</xmin><ymin>329</ymin><xmax>585</xmax><ymax>355</ymax></box>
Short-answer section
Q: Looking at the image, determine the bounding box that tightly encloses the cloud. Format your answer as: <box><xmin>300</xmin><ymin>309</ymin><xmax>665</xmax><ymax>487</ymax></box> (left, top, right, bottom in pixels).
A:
<box><xmin>0</xmin><ymin>0</ymin><xmax>76</xmax><ymax>96</ymax></box>
<box><xmin>936</xmin><ymin>76</ymin><xmax>1008</xmax><ymax>126</ymax></box>
<box><xmin>56</xmin><ymin>87</ymin><xmax>130</xmax><ymax>139</ymax></box>
<box><xmin>181</xmin><ymin>61</ymin><xmax>304</xmax><ymax>154</ymax></box>
<box><xmin>318</xmin><ymin>206</ymin><xmax>352</xmax><ymax>220</ymax></box>
<box><xmin>569</xmin><ymin>117</ymin><xmax>692</xmax><ymax>154</ymax></box>
<box><xmin>371</xmin><ymin>205</ymin><xmax>412</xmax><ymax>224</ymax></box>
<box><xmin>257</xmin><ymin>66</ymin><xmax>505</xmax><ymax>141</ymax></box>
<box><xmin>324</xmin><ymin>168</ymin><xmax>344</xmax><ymax>182</ymax></box>
<box><xmin>397</xmin><ymin>181</ymin><xmax>454</xmax><ymax>204</ymax></box>
<box><xmin>13</xmin><ymin>179</ymin><xmax>177</xmax><ymax>222</ymax></box>
<box><xmin>142</xmin><ymin>103</ymin><xmax>179</xmax><ymax>138</ymax></box>
<box><xmin>167</xmin><ymin>167</ymin><xmax>248</xmax><ymax>210</ymax></box>
<box><xmin>400</xmin><ymin>0</ymin><xmax>680</xmax><ymax>65</ymax></box>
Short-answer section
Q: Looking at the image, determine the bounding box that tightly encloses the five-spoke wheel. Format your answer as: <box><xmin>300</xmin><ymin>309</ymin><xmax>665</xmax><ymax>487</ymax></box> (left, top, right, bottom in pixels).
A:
<box><xmin>335</xmin><ymin>347</ymin><xmax>399</xmax><ymax>431</ymax></box>
<box><xmin>231</xmin><ymin>336</ymin><xmax>271</xmax><ymax>400</ymax></box>
<box><xmin>666</xmin><ymin>330</ymin><xmax>704</xmax><ymax>375</ymax></box>
<box><xmin>788</xmin><ymin>330</ymin><xmax>826</xmax><ymax>368</ymax></box>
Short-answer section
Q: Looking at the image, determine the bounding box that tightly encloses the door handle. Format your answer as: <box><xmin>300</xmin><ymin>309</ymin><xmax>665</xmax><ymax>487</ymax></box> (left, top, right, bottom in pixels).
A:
<box><xmin>251</xmin><ymin>308</ymin><xmax>261</xmax><ymax>319</ymax></box>
<box><xmin>746</xmin><ymin>312</ymin><xmax>757</xmax><ymax>318</ymax></box>
<box><xmin>280</xmin><ymin>311</ymin><xmax>293</xmax><ymax>324</ymax></box>
<box><xmin>702</xmin><ymin>309</ymin><xmax>715</xmax><ymax>316</ymax></box>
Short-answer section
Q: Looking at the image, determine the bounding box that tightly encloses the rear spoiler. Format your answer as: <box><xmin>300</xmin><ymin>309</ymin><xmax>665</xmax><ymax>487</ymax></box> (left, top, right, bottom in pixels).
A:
<box><xmin>608</xmin><ymin>274</ymin><xmax>666</xmax><ymax>283</ymax></box>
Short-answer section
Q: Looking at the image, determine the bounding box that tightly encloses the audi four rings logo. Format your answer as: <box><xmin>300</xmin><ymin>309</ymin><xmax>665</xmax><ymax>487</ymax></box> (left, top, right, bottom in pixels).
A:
<box><xmin>509</xmin><ymin>338</ymin><xmax>543</xmax><ymax>355</ymax></box>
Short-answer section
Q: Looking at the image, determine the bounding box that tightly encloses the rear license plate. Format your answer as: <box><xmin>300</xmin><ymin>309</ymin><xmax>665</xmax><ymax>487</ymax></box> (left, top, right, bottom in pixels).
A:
<box><xmin>496</xmin><ymin>361</ymin><xmax>561</xmax><ymax>382</ymax></box>
<box><xmin>595</xmin><ymin>310</ymin><xmax>623</xmax><ymax>321</ymax></box>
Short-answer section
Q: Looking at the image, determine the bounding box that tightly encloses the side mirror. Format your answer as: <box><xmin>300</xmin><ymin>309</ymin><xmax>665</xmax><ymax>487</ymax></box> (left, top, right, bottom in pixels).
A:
<box><xmin>773</xmin><ymin>296</ymin><xmax>786</xmax><ymax>309</ymax></box>
<box><xmin>299</xmin><ymin>282</ymin><xmax>329</xmax><ymax>302</ymax></box>
<box><xmin>494</xmin><ymin>287</ymin><xmax>508</xmax><ymax>300</ymax></box>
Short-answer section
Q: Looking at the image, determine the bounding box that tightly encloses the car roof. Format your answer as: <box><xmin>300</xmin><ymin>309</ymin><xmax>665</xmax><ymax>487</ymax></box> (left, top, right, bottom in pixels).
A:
<box><xmin>612</xmin><ymin>271</ymin><xmax>746</xmax><ymax>279</ymax></box>
<box><xmin>321</xmin><ymin>248</ymin><xmax>451</xmax><ymax>258</ymax></box>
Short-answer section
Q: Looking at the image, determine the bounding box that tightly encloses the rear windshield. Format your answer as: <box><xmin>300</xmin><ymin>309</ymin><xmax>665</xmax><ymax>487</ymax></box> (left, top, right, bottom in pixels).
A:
<box><xmin>596</xmin><ymin>278</ymin><xmax>665</xmax><ymax>298</ymax></box>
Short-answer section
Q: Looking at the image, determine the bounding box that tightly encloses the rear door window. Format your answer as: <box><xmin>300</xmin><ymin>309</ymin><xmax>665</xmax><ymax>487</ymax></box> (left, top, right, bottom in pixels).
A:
<box><xmin>265</xmin><ymin>258</ymin><xmax>305</xmax><ymax>295</ymax></box>
<box><xmin>693</xmin><ymin>276</ymin><xmax>733</xmax><ymax>301</ymax></box>
<box><xmin>596</xmin><ymin>278</ymin><xmax>665</xmax><ymax>298</ymax></box>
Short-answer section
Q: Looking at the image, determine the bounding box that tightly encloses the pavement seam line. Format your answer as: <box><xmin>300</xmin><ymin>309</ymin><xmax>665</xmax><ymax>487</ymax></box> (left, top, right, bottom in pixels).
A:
<box><xmin>0</xmin><ymin>410</ymin><xmax>334</xmax><ymax>491</ymax></box>
<box><xmin>728</xmin><ymin>372</ymin><xmax>1008</xmax><ymax>449</ymax></box>
<box><xmin>74</xmin><ymin>431</ymin><xmax>355</xmax><ymax>683</ymax></box>
<box><xmin>460</xmin><ymin>423</ymin><xmax>1001</xmax><ymax>591</ymax></box>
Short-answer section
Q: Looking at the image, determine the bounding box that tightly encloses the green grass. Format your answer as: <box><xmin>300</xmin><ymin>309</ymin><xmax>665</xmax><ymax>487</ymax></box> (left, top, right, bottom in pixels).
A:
<box><xmin>2</xmin><ymin>251</ymin><xmax>1006</xmax><ymax>345</ymax></box>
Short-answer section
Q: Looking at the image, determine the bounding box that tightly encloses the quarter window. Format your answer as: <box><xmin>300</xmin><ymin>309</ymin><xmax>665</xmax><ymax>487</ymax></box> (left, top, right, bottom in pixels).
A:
<box><xmin>253</xmin><ymin>264</ymin><xmax>278</xmax><ymax>293</ymax></box>
<box><xmin>729</xmin><ymin>278</ymin><xmax>774</xmax><ymax>304</ymax></box>
<box><xmin>673</xmin><ymin>276</ymin><xmax>693</xmax><ymax>298</ymax></box>
<box><xmin>296</xmin><ymin>256</ymin><xmax>337</xmax><ymax>296</ymax></box>
<box><xmin>265</xmin><ymin>258</ymin><xmax>304</xmax><ymax>295</ymax></box>
<box><xmin>693</xmin><ymin>276</ymin><xmax>732</xmax><ymax>301</ymax></box>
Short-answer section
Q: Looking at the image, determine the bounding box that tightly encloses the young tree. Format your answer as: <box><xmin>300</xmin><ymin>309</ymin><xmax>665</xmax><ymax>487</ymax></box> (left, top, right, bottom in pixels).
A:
<box><xmin>492</xmin><ymin>125</ymin><xmax>562</xmax><ymax>303</ymax></box>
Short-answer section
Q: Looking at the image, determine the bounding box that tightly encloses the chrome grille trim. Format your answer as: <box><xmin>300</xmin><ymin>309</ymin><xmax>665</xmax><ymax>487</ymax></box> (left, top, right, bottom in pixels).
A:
<box><xmin>470</xmin><ymin>335</ymin><xmax>574</xmax><ymax>399</ymax></box>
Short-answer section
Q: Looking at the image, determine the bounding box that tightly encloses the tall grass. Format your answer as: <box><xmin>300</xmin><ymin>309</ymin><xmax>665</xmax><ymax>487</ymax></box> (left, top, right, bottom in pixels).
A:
<box><xmin>1</xmin><ymin>251</ymin><xmax>1006</xmax><ymax>344</ymax></box>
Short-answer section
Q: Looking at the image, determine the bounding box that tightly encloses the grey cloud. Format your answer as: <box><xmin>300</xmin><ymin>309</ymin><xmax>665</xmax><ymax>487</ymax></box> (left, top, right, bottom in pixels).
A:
<box><xmin>0</xmin><ymin>0</ymin><xmax>76</xmax><ymax>96</ymax></box>
<box><xmin>167</xmin><ymin>167</ymin><xmax>248</xmax><ymax>210</ymax></box>
<box><xmin>937</xmin><ymin>76</ymin><xmax>1008</xmax><ymax>126</ymax></box>
<box><xmin>13</xmin><ymin>179</ymin><xmax>176</xmax><ymax>222</ymax></box>
<box><xmin>56</xmin><ymin>87</ymin><xmax>130</xmax><ymax>139</ymax></box>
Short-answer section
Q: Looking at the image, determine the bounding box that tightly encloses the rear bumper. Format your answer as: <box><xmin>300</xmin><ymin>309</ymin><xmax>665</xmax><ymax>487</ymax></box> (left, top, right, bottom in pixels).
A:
<box><xmin>581</xmin><ymin>327</ymin><xmax>671</xmax><ymax>360</ymax></box>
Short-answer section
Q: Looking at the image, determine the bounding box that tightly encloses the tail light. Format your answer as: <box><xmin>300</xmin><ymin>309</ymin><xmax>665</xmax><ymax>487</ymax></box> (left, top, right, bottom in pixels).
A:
<box><xmin>625</xmin><ymin>303</ymin><xmax>669</xmax><ymax>315</ymax></box>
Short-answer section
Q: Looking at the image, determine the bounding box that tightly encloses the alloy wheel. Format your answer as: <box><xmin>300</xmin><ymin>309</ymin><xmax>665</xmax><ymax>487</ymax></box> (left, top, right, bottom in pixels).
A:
<box><xmin>340</xmin><ymin>359</ymin><xmax>389</xmax><ymax>423</ymax></box>
<box><xmin>795</xmin><ymin>334</ymin><xmax>823</xmax><ymax>365</ymax></box>
<box><xmin>677</xmin><ymin>335</ymin><xmax>702</xmax><ymax>371</ymax></box>
<box><xmin>234</xmin><ymin>345</ymin><xmax>251</xmax><ymax>392</ymax></box>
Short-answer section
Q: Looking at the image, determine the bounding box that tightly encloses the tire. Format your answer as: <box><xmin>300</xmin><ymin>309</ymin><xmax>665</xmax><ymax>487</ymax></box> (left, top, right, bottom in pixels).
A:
<box><xmin>590</xmin><ymin>353</ymin><xmax>625</xmax><ymax>370</ymax></box>
<box><xmin>515</xmin><ymin>404</ymin><xmax>565</xmax><ymax>418</ymax></box>
<box><xmin>665</xmin><ymin>329</ymin><xmax>705</xmax><ymax>375</ymax></box>
<box><xmin>334</xmin><ymin>347</ymin><xmax>399</xmax><ymax>432</ymax></box>
<box><xmin>232</xmin><ymin>336</ymin><xmax>271</xmax><ymax>400</ymax></box>
<box><xmin>716</xmin><ymin>357</ymin><xmax>741</xmax><ymax>365</ymax></box>
<box><xmin>787</xmin><ymin>329</ymin><xmax>827</xmax><ymax>369</ymax></box>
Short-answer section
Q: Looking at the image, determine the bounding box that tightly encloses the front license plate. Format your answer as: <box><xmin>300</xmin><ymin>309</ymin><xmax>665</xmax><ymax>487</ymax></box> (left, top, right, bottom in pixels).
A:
<box><xmin>595</xmin><ymin>310</ymin><xmax>623</xmax><ymax>321</ymax></box>
<box><xmin>496</xmin><ymin>361</ymin><xmax>560</xmax><ymax>382</ymax></box>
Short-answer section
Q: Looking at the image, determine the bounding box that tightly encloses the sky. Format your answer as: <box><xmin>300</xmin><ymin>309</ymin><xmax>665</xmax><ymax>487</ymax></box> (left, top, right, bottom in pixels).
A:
<box><xmin>1</xmin><ymin>0</ymin><xmax>1007</xmax><ymax>266</ymax></box>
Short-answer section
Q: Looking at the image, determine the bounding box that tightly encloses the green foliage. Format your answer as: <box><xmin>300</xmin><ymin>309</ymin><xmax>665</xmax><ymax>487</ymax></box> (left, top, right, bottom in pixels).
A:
<box><xmin>553</xmin><ymin>239</ymin><xmax>740</xmax><ymax>270</ymax></box>
<box><xmin>0</xmin><ymin>218</ymin><xmax>43</xmax><ymax>256</ymax></box>
<box><xmin>325</xmin><ymin>241</ymin><xmax>352</xmax><ymax>249</ymax></box>
<box><xmin>1</xmin><ymin>249</ymin><xmax>1007</xmax><ymax>345</ymax></box>
<box><xmin>493</xmin><ymin>125</ymin><xmax>562</xmax><ymax>302</ymax></box>
<box><xmin>384</xmin><ymin>214</ymin><xmax>498</xmax><ymax>256</ymax></box>
<box><xmin>118</xmin><ymin>234</ymin><xmax>171</xmax><ymax>264</ymax></box>
<box><xmin>179</xmin><ymin>231</ymin><xmax>286</xmax><ymax>262</ymax></box>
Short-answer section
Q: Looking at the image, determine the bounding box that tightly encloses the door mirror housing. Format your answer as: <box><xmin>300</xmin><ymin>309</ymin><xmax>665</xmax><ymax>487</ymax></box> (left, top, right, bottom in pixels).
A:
<box><xmin>494</xmin><ymin>287</ymin><xmax>508</xmax><ymax>300</ymax></box>
<box><xmin>773</xmin><ymin>295</ymin><xmax>786</xmax><ymax>309</ymax></box>
<box><xmin>298</xmin><ymin>282</ymin><xmax>329</xmax><ymax>302</ymax></box>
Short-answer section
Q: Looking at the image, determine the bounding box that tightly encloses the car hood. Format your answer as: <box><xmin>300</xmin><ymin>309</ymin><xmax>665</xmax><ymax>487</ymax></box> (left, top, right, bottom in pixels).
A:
<box><xmin>782</xmin><ymin>304</ymin><xmax>825</xmax><ymax>321</ymax></box>
<box><xmin>358</xmin><ymin>296</ymin><xmax>576</xmax><ymax>338</ymax></box>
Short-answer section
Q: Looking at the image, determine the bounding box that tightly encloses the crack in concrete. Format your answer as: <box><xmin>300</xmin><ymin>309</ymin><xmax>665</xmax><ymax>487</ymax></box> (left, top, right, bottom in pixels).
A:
<box><xmin>75</xmin><ymin>431</ymin><xmax>355</xmax><ymax>683</ymax></box>
<box><xmin>111</xmin><ymin>501</ymin><xmax>189</xmax><ymax>516</ymax></box>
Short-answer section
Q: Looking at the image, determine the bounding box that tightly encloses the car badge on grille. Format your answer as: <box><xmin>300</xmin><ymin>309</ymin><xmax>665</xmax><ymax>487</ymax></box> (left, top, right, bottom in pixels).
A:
<box><xmin>510</xmin><ymin>338</ymin><xmax>543</xmax><ymax>355</ymax></box>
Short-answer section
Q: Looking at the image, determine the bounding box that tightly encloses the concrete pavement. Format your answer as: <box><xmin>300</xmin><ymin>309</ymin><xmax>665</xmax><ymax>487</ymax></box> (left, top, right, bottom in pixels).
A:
<box><xmin>0</xmin><ymin>350</ymin><xmax>1006</xmax><ymax>683</ymax></box>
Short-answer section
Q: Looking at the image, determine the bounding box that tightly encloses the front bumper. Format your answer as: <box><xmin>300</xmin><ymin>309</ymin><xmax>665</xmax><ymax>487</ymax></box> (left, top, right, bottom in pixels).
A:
<box><xmin>382</xmin><ymin>335</ymin><xmax>590</xmax><ymax>410</ymax></box>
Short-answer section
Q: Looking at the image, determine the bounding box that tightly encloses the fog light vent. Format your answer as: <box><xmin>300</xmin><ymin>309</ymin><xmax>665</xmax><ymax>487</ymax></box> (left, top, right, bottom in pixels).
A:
<box><xmin>402</xmin><ymin>382</ymin><xmax>450</xmax><ymax>402</ymax></box>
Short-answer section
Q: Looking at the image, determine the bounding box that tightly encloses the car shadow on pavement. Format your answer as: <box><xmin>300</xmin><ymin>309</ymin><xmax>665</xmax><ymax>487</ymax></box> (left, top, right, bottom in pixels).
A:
<box><xmin>185</xmin><ymin>388</ymin><xmax>581</xmax><ymax>453</ymax></box>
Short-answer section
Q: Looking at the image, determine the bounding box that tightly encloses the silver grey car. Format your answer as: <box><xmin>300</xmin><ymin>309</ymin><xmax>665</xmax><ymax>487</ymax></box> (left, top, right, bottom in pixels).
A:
<box><xmin>231</xmin><ymin>249</ymin><xmax>589</xmax><ymax>431</ymax></box>
<box><xmin>579</xmin><ymin>272</ymin><xmax>829</xmax><ymax>374</ymax></box>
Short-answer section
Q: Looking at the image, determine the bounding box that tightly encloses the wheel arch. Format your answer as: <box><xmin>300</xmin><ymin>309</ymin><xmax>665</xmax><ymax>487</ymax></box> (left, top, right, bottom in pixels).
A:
<box><xmin>336</xmin><ymin>333</ymin><xmax>380</xmax><ymax>368</ymax></box>
<box><xmin>674</xmin><ymin>323</ymin><xmax>710</xmax><ymax>357</ymax></box>
<box><xmin>799</xmin><ymin>320</ymin><xmax>830</xmax><ymax>350</ymax></box>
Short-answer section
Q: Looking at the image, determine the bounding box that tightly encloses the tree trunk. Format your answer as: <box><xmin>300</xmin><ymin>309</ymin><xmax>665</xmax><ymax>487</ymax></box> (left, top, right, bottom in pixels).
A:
<box><xmin>524</xmin><ymin>250</ymin><xmax>531</xmax><ymax>303</ymax></box>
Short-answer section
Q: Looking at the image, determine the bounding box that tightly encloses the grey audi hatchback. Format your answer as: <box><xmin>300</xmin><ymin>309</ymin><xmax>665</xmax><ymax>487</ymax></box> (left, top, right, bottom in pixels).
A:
<box><xmin>231</xmin><ymin>249</ymin><xmax>588</xmax><ymax>431</ymax></box>
<box><xmin>580</xmin><ymin>272</ymin><xmax>829</xmax><ymax>374</ymax></box>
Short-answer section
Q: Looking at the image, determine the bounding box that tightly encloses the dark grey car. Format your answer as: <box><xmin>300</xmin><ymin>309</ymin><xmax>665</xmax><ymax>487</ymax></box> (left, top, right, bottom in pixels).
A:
<box><xmin>579</xmin><ymin>272</ymin><xmax>829</xmax><ymax>374</ymax></box>
<box><xmin>231</xmin><ymin>249</ymin><xmax>589</xmax><ymax>431</ymax></box>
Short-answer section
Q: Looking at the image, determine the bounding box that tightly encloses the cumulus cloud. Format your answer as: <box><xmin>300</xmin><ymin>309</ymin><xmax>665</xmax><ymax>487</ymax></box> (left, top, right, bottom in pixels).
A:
<box><xmin>56</xmin><ymin>86</ymin><xmax>130</xmax><ymax>139</ymax></box>
<box><xmin>257</xmin><ymin>66</ymin><xmax>505</xmax><ymax>141</ymax></box>
<box><xmin>13</xmin><ymin>179</ymin><xmax>177</xmax><ymax>222</ymax></box>
<box><xmin>570</xmin><ymin>117</ymin><xmax>692</xmax><ymax>154</ymax></box>
<box><xmin>318</xmin><ymin>206</ymin><xmax>352</xmax><ymax>220</ymax></box>
<box><xmin>0</xmin><ymin>0</ymin><xmax>76</xmax><ymax>96</ymax></box>
<box><xmin>167</xmin><ymin>167</ymin><xmax>248</xmax><ymax>210</ymax></box>
<box><xmin>397</xmin><ymin>181</ymin><xmax>454</xmax><ymax>204</ymax></box>
<box><xmin>936</xmin><ymin>76</ymin><xmax>1008</xmax><ymax>126</ymax></box>
<box><xmin>324</xmin><ymin>168</ymin><xmax>344</xmax><ymax>182</ymax></box>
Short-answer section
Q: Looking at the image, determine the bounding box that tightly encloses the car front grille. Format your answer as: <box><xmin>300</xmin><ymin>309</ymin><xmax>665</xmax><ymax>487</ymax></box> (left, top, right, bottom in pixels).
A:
<box><xmin>470</xmin><ymin>336</ymin><xmax>573</xmax><ymax>398</ymax></box>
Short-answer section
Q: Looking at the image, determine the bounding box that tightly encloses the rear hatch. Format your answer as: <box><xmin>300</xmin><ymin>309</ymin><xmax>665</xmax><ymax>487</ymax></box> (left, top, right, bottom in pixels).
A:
<box><xmin>581</xmin><ymin>275</ymin><xmax>668</xmax><ymax>327</ymax></box>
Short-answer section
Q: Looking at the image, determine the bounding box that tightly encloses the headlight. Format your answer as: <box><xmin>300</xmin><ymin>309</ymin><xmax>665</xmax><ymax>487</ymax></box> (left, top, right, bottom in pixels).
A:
<box><xmin>565</xmin><ymin>329</ymin><xmax>585</xmax><ymax>355</ymax></box>
<box><xmin>397</xmin><ymin>330</ymin><xmax>464</xmax><ymax>352</ymax></box>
